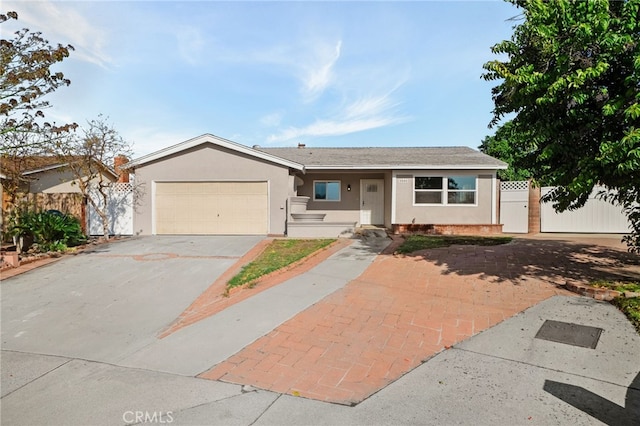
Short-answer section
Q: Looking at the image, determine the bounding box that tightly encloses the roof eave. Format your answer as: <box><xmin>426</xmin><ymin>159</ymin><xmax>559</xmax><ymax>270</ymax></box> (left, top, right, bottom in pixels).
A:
<box><xmin>124</xmin><ymin>134</ymin><xmax>305</xmax><ymax>171</ymax></box>
<box><xmin>304</xmin><ymin>164</ymin><xmax>508</xmax><ymax>170</ymax></box>
<box><xmin>22</xmin><ymin>163</ymin><xmax>69</xmax><ymax>175</ymax></box>
<box><xmin>22</xmin><ymin>161</ymin><xmax>119</xmax><ymax>180</ymax></box>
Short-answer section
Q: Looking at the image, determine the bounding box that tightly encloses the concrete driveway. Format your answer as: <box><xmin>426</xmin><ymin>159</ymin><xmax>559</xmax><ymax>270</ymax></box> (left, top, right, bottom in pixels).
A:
<box><xmin>1</xmin><ymin>234</ymin><xmax>386</xmax><ymax>425</ymax></box>
<box><xmin>1</xmin><ymin>236</ymin><xmax>264</xmax><ymax>368</ymax></box>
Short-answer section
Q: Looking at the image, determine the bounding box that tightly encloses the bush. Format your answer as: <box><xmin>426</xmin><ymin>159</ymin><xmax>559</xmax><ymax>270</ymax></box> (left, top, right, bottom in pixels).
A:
<box><xmin>611</xmin><ymin>297</ymin><xmax>640</xmax><ymax>335</ymax></box>
<box><xmin>8</xmin><ymin>209</ymin><xmax>87</xmax><ymax>252</ymax></box>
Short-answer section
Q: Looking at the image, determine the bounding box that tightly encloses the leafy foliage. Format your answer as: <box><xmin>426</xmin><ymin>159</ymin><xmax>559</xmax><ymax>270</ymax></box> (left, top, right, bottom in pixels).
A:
<box><xmin>8</xmin><ymin>209</ymin><xmax>86</xmax><ymax>252</ymax></box>
<box><xmin>483</xmin><ymin>0</ymin><xmax>640</xmax><ymax>250</ymax></box>
<box><xmin>0</xmin><ymin>11</ymin><xmax>76</xmax><ymax>139</ymax></box>
<box><xmin>611</xmin><ymin>296</ymin><xmax>640</xmax><ymax>334</ymax></box>
<box><xmin>1</xmin><ymin>11</ymin><xmax>76</xmax><ymax>209</ymax></box>
<box><xmin>479</xmin><ymin>120</ymin><xmax>535</xmax><ymax>181</ymax></box>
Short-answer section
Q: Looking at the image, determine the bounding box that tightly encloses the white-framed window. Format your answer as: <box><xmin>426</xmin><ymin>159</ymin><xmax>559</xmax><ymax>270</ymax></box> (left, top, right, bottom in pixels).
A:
<box><xmin>414</xmin><ymin>176</ymin><xmax>443</xmax><ymax>204</ymax></box>
<box><xmin>314</xmin><ymin>180</ymin><xmax>341</xmax><ymax>201</ymax></box>
<box><xmin>414</xmin><ymin>176</ymin><xmax>477</xmax><ymax>205</ymax></box>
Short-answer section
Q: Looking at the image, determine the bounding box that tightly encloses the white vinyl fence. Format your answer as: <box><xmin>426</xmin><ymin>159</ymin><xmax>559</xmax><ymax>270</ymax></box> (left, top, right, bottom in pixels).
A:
<box><xmin>87</xmin><ymin>182</ymin><xmax>134</xmax><ymax>236</ymax></box>
<box><xmin>500</xmin><ymin>181</ymin><xmax>631</xmax><ymax>233</ymax></box>
<box><xmin>500</xmin><ymin>181</ymin><xmax>529</xmax><ymax>233</ymax></box>
<box><xmin>540</xmin><ymin>186</ymin><xmax>631</xmax><ymax>233</ymax></box>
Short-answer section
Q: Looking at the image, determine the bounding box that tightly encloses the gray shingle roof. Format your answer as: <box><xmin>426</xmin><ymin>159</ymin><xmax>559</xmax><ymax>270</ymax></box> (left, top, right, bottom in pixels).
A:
<box><xmin>257</xmin><ymin>146</ymin><xmax>507</xmax><ymax>169</ymax></box>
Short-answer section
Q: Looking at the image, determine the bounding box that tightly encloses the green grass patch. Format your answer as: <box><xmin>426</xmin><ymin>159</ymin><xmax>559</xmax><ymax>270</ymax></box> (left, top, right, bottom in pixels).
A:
<box><xmin>590</xmin><ymin>280</ymin><xmax>640</xmax><ymax>293</ymax></box>
<box><xmin>611</xmin><ymin>297</ymin><xmax>640</xmax><ymax>334</ymax></box>
<box><xmin>589</xmin><ymin>280</ymin><xmax>640</xmax><ymax>335</ymax></box>
<box><xmin>395</xmin><ymin>234</ymin><xmax>513</xmax><ymax>254</ymax></box>
<box><xmin>226</xmin><ymin>239</ymin><xmax>335</xmax><ymax>292</ymax></box>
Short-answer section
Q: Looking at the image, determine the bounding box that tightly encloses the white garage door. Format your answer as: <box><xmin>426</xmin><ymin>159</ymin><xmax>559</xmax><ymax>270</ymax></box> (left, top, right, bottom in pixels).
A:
<box><xmin>155</xmin><ymin>181</ymin><xmax>268</xmax><ymax>235</ymax></box>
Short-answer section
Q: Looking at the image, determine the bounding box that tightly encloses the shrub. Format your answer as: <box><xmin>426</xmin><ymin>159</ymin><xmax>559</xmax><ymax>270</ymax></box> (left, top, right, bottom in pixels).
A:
<box><xmin>8</xmin><ymin>209</ymin><xmax>86</xmax><ymax>252</ymax></box>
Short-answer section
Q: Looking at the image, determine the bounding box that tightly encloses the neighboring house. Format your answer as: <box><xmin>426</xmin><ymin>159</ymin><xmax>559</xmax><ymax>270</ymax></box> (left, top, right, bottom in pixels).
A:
<box><xmin>0</xmin><ymin>156</ymin><xmax>119</xmax><ymax>196</ymax></box>
<box><xmin>1</xmin><ymin>156</ymin><xmax>121</xmax><ymax>234</ymax></box>
<box><xmin>125</xmin><ymin>134</ymin><xmax>507</xmax><ymax>237</ymax></box>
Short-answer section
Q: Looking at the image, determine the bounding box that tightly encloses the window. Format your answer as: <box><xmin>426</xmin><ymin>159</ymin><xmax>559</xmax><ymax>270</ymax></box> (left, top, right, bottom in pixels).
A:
<box><xmin>447</xmin><ymin>176</ymin><xmax>476</xmax><ymax>204</ymax></box>
<box><xmin>314</xmin><ymin>180</ymin><xmax>341</xmax><ymax>201</ymax></box>
<box><xmin>414</xmin><ymin>176</ymin><xmax>476</xmax><ymax>205</ymax></box>
<box><xmin>414</xmin><ymin>177</ymin><xmax>443</xmax><ymax>204</ymax></box>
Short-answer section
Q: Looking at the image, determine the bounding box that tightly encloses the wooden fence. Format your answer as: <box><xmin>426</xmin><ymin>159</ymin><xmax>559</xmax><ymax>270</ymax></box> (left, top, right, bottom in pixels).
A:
<box><xmin>2</xmin><ymin>193</ymin><xmax>86</xmax><ymax>239</ymax></box>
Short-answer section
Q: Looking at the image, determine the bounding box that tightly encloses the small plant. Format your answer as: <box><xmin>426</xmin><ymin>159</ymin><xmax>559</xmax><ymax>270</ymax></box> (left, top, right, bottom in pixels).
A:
<box><xmin>7</xmin><ymin>209</ymin><xmax>86</xmax><ymax>253</ymax></box>
<box><xmin>590</xmin><ymin>280</ymin><xmax>640</xmax><ymax>294</ymax></box>
<box><xmin>611</xmin><ymin>297</ymin><xmax>640</xmax><ymax>334</ymax></box>
<box><xmin>588</xmin><ymin>280</ymin><xmax>640</xmax><ymax>335</ymax></box>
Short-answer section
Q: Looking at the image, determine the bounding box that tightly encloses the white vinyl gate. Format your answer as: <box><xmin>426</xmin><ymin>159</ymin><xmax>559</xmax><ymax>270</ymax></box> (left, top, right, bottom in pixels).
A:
<box><xmin>500</xmin><ymin>181</ymin><xmax>529</xmax><ymax>233</ymax></box>
<box><xmin>87</xmin><ymin>183</ymin><xmax>134</xmax><ymax>236</ymax></box>
<box><xmin>540</xmin><ymin>186</ymin><xmax>631</xmax><ymax>233</ymax></box>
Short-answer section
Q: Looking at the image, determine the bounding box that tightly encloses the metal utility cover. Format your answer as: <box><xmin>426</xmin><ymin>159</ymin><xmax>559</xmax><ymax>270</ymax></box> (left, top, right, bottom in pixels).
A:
<box><xmin>535</xmin><ymin>320</ymin><xmax>603</xmax><ymax>349</ymax></box>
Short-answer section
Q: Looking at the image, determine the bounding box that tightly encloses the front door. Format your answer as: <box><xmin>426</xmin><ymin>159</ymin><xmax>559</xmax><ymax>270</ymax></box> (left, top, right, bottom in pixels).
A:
<box><xmin>360</xmin><ymin>179</ymin><xmax>385</xmax><ymax>225</ymax></box>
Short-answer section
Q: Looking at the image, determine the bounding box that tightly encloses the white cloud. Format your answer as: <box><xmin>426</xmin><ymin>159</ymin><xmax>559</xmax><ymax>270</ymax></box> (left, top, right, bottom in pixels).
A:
<box><xmin>267</xmin><ymin>74</ymin><xmax>411</xmax><ymax>144</ymax></box>
<box><xmin>260</xmin><ymin>111</ymin><xmax>284</xmax><ymax>127</ymax></box>
<box><xmin>267</xmin><ymin>90</ymin><xmax>410</xmax><ymax>144</ymax></box>
<box><xmin>4</xmin><ymin>0</ymin><xmax>111</xmax><ymax>68</ymax></box>
<box><xmin>300</xmin><ymin>40</ymin><xmax>342</xmax><ymax>102</ymax></box>
<box><xmin>267</xmin><ymin>116</ymin><xmax>406</xmax><ymax>144</ymax></box>
<box><xmin>209</xmin><ymin>37</ymin><xmax>342</xmax><ymax>102</ymax></box>
<box><xmin>344</xmin><ymin>94</ymin><xmax>399</xmax><ymax>120</ymax></box>
<box><xmin>176</xmin><ymin>26</ymin><xmax>206</xmax><ymax>66</ymax></box>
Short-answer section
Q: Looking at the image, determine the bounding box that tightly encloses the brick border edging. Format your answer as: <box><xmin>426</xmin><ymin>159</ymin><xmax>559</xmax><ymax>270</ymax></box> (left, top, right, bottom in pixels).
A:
<box><xmin>391</xmin><ymin>224</ymin><xmax>503</xmax><ymax>235</ymax></box>
<box><xmin>0</xmin><ymin>236</ymin><xmax>131</xmax><ymax>279</ymax></box>
<box><xmin>159</xmin><ymin>238</ymin><xmax>353</xmax><ymax>338</ymax></box>
<box><xmin>562</xmin><ymin>281</ymin><xmax>640</xmax><ymax>301</ymax></box>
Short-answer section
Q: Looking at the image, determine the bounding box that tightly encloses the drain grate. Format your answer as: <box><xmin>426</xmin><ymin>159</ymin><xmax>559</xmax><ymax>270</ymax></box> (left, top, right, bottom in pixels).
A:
<box><xmin>535</xmin><ymin>320</ymin><xmax>603</xmax><ymax>349</ymax></box>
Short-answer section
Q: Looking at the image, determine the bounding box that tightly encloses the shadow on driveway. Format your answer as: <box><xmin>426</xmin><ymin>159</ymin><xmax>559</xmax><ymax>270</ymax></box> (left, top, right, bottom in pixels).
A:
<box><xmin>395</xmin><ymin>236</ymin><xmax>640</xmax><ymax>285</ymax></box>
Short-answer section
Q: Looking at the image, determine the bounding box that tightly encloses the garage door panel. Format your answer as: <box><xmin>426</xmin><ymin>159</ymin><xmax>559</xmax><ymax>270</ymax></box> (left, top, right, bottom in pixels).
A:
<box><xmin>155</xmin><ymin>182</ymin><xmax>268</xmax><ymax>235</ymax></box>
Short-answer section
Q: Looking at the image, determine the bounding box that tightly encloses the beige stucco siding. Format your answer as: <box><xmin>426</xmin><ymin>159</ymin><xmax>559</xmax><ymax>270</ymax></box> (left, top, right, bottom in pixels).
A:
<box><xmin>132</xmin><ymin>143</ymin><xmax>291</xmax><ymax>235</ymax></box>
<box><xmin>29</xmin><ymin>170</ymin><xmax>114</xmax><ymax>193</ymax></box>
<box><xmin>392</xmin><ymin>170</ymin><xmax>496</xmax><ymax>224</ymax></box>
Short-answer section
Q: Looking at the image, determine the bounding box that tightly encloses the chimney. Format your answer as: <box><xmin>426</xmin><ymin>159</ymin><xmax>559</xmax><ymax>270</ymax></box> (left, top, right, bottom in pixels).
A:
<box><xmin>298</xmin><ymin>143</ymin><xmax>306</xmax><ymax>149</ymax></box>
<box><xmin>114</xmin><ymin>155</ymin><xmax>129</xmax><ymax>183</ymax></box>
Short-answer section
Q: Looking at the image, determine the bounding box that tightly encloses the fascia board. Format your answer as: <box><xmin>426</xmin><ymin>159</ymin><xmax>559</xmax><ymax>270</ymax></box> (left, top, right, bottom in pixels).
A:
<box><xmin>304</xmin><ymin>164</ymin><xmax>508</xmax><ymax>170</ymax></box>
<box><xmin>22</xmin><ymin>163</ymin><xmax>68</xmax><ymax>175</ymax></box>
<box><xmin>23</xmin><ymin>162</ymin><xmax>119</xmax><ymax>180</ymax></box>
<box><xmin>124</xmin><ymin>134</ymin><xmax>305</xmax><ymax>171</ymax></box>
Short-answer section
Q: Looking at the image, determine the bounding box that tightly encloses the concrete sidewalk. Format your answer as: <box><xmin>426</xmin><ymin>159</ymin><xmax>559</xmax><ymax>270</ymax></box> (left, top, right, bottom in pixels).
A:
<box><xmin>2</xmin><ymin>296</ymin><xmax>638</xmax><ymax>425</ymax></box>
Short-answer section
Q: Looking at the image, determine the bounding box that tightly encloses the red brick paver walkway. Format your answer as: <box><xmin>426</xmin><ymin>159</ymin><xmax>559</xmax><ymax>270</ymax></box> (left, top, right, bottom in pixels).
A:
<box><xmin>199</xmin><ymin>237</ymin><xmax>635</xmax><ymax>405</ymax></box>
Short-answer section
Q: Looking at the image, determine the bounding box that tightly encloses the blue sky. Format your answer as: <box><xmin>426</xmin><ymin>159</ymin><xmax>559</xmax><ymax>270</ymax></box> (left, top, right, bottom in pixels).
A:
<box><xmin>4</xmin><ymin>1</ymin><xmax>519</xmax><ymax>157</ymax></box>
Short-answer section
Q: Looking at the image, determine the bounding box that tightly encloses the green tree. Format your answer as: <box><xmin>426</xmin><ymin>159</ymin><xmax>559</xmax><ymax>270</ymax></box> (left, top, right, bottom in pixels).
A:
<box><xmin>483</xmin><ymin>0</ymin><xmax>640</xmax><ymax>250</ymax></box>
<box><xmin>1</xmin><ymin>11</ymin><xmax>77</xmax><ymax>211</ymax></box>
<box><xmin>52</xmin><ymin>116</ymin><xmax>134</xmax><ymax>240</ymax></box>
<box><xmin>479</xmin><ymin>120</ymin><xmax>534</xmax><ymax>181</ymax></box>
<box><xmin>0</xmin><ymin>11</ymin><xmax>75</xmax><ymax>140</ymax></box>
